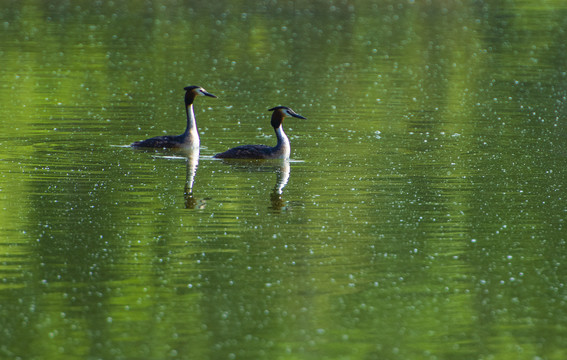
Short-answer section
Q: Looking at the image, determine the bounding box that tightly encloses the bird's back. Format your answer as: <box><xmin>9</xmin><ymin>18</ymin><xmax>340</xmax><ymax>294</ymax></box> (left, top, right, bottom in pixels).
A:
<box><xmin>131</xmin><ymin>134</ymin><xmax>185</xmax><ymax>148</ymax></box>
<box><xmin>214</xmin><ymin>144</ymin><xmax>274</xmax><ymax>159</ymax></box>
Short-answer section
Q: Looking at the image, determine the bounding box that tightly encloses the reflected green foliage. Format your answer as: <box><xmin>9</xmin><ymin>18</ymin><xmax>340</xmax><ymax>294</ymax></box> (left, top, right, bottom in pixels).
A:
<box><xmin>1</xmin><ymin>0</ymin><xmax>567</xmax><ymax>359</ymax></box>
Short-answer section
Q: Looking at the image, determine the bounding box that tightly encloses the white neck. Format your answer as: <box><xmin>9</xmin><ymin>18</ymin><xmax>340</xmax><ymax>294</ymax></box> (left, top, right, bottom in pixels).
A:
<box><xmin>184</xmin><ymin>104</ymin><xmax>200</xmax><ymax>148</ymax></box>
<box><xmin>274</xmin><ymin>126</ymin><xmax>290</xmax><ymax>159</ymax></box>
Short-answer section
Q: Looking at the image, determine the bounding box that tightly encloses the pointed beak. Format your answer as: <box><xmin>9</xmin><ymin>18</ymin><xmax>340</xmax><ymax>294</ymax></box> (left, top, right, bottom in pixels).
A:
<box><xmin>202</xmin><ymin>91</ymin><xmax>217</xmax><ymax>98</ymax></box>
<box><xmin>291</xmin><ymin>112</ymin><xmax>306</xmax><ymax>119</ymax></box>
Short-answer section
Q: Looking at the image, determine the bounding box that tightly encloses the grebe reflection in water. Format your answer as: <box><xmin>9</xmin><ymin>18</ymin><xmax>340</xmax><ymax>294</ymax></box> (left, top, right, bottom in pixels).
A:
<box><xmin>270</xmin><ymin>160</ymin><xmax>291</xmax><ymax>211</ymax></box>
<box><xmin>215</xmin><ymin>159</ymin><xmax>292</xmax><ymax>211</ymax></box>
<box><xmin>183</xmin><ymin>148</ymin><xmax>207</xmax><ymax>209</ymax></box>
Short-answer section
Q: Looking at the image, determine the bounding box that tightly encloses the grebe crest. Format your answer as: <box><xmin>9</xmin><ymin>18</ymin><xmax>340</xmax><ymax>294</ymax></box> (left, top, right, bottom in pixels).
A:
<box><xmin>131</xmin><ymin>85</ymin><xmax>217</xmax><ymax>149</ymax></box>
<box><xmin>214</xmin><ymin>106</ymin><xmax>306</xmax><ymax>160</ymax></box>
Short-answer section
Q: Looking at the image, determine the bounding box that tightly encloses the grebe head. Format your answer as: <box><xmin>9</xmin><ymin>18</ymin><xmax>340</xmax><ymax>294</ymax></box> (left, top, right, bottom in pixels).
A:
<box><xmin>184</xmin><ymin>85</ymin><xmax>217</xmax><ymax>105</ymax></box>
<box><xmin>268</xmin><ymin>106</ymin><xmax>306</xmax><ymax>128</ymax></box>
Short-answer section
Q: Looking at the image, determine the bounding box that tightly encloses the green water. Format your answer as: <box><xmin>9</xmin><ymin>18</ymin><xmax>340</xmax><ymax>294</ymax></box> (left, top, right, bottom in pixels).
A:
<box><xmin>1</xmin><ymin>1</ymin><xmax>567</xmax><ymax>359</ymax></box>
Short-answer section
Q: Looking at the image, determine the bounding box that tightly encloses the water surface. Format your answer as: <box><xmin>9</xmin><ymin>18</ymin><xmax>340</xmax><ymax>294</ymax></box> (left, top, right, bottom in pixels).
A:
<box><xmin>1</xmin><ymin>1</ymin><xmax>567</xmax><ymax>359</ymax></box>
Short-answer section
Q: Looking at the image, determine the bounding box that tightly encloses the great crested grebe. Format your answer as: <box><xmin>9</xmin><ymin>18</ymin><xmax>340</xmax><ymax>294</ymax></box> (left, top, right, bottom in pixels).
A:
<box><xmin>131</xmin><ymin>85</ymin><xmax>217</xmax><ymax>149</ymax></box>
<box><xmin>214</xmin><ymin>106</ymin><xmax>306</xmax><ymax>159</ymax></box>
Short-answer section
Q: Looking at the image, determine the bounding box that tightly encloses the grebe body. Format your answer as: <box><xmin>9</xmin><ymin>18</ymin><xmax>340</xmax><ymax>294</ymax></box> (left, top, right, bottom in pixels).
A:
<box><xmin>131</xmin><ymin>85</ymin><xmax>216</xmax><ymax>149</ymax></box>
<box><xmin>214</xmin><ymin>106</ymin><xmax>305</xmax><ymax>160</ymax></box>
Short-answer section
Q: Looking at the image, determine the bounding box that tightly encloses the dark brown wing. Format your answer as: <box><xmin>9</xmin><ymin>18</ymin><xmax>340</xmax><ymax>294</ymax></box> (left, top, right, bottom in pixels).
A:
<box><xmin>131</xmin><ymin>135</ymin><xmax>183</xmax><ymax>148</ymax></box>
<box><xmin>214</xmin><ymin>145</ymin><xmax>272</xmax><ymax>159</ymax></box>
